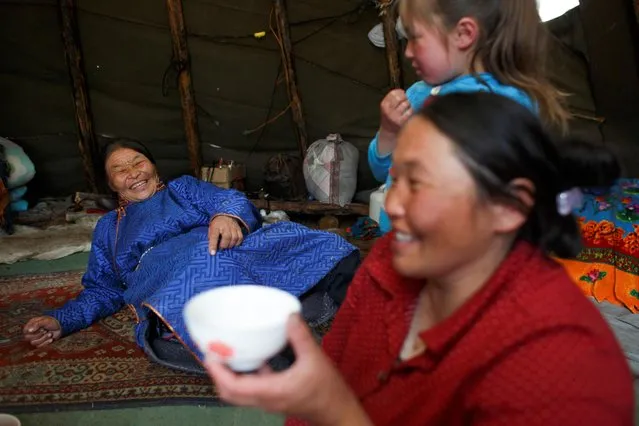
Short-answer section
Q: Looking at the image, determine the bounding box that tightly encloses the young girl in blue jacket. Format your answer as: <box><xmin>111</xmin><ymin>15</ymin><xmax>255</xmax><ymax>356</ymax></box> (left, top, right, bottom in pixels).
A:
<box><xmin>370</xmin><ymin>0</ymin><xmax>570</xmax><ymax>233</ymax></box>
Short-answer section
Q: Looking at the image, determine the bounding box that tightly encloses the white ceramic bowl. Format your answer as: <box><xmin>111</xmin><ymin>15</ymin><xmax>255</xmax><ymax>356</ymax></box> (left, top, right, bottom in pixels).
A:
<box><xmin>0</xmin><ymin>414</ymin><xmax>20</xmax><ymax>426</ymax></box>
<box><xmin>183</xmin><ymin>285</ymin><xmax>301</xmax><ymax>372</ymax></box>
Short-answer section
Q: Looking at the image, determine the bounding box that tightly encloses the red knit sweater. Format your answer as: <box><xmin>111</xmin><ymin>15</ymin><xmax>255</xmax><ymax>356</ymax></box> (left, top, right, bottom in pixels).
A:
<box><xmin>287</xmin><ymin>235</ymin><xmax>634</xmax><ymax>426</ymax></box>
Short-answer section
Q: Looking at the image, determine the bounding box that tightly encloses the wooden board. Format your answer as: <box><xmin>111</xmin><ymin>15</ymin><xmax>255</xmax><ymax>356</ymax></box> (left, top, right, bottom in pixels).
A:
<box><xmin>250</xmin><ymin>198</ymin><xmax>368</xmax><ymax>216</ymax></box>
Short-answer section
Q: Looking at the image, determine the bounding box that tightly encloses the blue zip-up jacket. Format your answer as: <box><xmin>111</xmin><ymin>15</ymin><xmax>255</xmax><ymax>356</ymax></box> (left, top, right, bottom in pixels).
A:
<box><xmin>369</xmin><ymin>73</ymin><xmax>536</xmax><ymax>233</ymax></box>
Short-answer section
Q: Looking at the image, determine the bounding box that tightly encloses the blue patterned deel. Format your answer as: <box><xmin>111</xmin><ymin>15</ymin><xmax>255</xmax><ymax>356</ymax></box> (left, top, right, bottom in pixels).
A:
<box><xmin>49</xmin><ymin>175</ymin><xmax>357</xmax><ymax>360</ymax></box>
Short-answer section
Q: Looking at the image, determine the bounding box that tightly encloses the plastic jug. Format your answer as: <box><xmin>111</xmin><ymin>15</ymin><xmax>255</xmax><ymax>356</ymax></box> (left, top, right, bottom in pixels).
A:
<box><xmin>369</xmin><ymin>185</ymin><xmax>386</xmax><ymax>224</ymax></box>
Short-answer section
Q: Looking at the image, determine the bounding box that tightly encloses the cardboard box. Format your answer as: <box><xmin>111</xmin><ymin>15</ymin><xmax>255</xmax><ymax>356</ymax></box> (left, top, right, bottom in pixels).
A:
<box><xmin>201</xmin><ymin>164</ymin><xmax>246</xmax><ymax>190</ymax></box>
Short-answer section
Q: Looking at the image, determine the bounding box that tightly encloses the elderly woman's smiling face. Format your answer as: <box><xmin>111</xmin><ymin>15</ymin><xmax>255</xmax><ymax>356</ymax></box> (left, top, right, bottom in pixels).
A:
<box><xmin>105</xmin><ymin>147</ymin><xmax>159</xmax><ymax>202</ymax></box>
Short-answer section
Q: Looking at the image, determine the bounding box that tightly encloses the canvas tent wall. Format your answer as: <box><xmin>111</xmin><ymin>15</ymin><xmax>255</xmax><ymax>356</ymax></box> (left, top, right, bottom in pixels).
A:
<box><xmin>0</xmin><ymin>0</ymin><xmax>636</xmax><ymax>198</ymax></box>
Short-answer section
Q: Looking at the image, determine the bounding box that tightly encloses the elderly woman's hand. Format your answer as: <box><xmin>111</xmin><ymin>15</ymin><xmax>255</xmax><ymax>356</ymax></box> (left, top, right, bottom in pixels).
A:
<box><xmin>209</xmin><ymin>215</ymin><xmax>244</xmax><ymax>255</ymax></box>
<box><xmin>23</xmin><ymin>316</ymin><xmax>62</xmax><ymax>348</ymax></box>
<box><xmin>205</xmin><ymin>314</ymin><xmax>371</xmax><ymax>426</ymax></box>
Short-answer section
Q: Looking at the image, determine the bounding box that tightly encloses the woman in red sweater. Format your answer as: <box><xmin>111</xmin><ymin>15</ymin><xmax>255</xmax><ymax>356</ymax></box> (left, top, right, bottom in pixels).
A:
<box><xmin>206</xmin><ymin>92</ymin><xmax>634</xmax><ymax>425</ymax></box>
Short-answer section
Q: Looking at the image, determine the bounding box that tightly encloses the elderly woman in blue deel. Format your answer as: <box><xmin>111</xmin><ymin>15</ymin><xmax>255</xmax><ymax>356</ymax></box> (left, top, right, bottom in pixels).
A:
<box><xmin>23</xmin><ymin>140</ymin><xmax>358</xmax><ymax>370</ymax></box>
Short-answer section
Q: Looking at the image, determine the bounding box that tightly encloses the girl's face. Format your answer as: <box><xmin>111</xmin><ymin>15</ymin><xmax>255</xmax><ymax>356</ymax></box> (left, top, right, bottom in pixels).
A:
<box><xmin>385</xmin><ymin>117</ymin><xmax>512</xmax><ymax>280</ymax></box>
<box><xmin>106</xmin><ymin>147</ymin><xmax>159</xmax><ymax>202</ymax></box>
<box><xmin>403</xmin><ymin>18</ymin><xmax>475</xmax><ymax>86</ymax></box>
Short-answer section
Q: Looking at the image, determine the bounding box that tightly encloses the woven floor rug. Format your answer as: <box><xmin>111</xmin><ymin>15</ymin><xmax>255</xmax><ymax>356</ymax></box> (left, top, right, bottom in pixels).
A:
<box><xmin>0</xmin><ymin>271</ymin><xmax>218</xmax><ymax>413</ymax></box>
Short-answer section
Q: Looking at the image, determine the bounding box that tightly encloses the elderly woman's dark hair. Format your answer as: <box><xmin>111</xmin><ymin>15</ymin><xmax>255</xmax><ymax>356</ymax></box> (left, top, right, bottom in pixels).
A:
<box><xmin>419</xmin><ymin>92</ymin><xmax>620</xmax><ymax>258</ymax></box>
<box><xmin>101</xmin><ymin>139</ymin><xmax>156</xmax><ymax>166</ymax></box>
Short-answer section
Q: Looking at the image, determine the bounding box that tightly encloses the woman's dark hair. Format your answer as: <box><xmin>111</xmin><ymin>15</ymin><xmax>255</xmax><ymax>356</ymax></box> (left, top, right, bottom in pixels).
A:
<box><xmin>419</xmin><ymin>92</ymin><xmax>620</xmax><ymax>258</ymax></box>
<box><xmin>102</xmin><ymin>139</ymin><xmax>156</xmax><ymax>167</ymax></box>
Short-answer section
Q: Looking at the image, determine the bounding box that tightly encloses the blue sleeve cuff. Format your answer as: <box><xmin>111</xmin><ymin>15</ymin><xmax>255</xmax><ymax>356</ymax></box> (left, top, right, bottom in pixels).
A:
<box><xmin>368</xmin><ymin>135</ymin><xmax>392</xmax><ymax>183</ymax></box>
<box><xmin>46</xmin><ymin>309</ymin><xmax>72</xmax><ymax>336</ymax></box>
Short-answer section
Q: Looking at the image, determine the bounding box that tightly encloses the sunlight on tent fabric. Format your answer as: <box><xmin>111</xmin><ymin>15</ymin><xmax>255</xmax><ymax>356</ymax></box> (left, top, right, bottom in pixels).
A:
<box><xmin>538</xmin><ymin>0</ymin><xmax>580</xmax><ymax>22</ymax></box>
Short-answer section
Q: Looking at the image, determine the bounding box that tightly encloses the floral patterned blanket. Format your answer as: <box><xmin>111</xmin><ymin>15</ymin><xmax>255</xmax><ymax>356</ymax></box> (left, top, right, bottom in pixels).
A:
<box><xmin>556</xmin><ymin>179</ymin><xmax>639</xmax><ymax>313</ymax></box>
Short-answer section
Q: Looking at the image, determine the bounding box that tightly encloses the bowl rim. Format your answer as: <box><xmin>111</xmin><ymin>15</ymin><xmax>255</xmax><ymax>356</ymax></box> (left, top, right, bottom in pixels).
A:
<box><xmin>183</xmin><ymin>284</ymin><xmax>302</xmax><ymax>331</ymax></box>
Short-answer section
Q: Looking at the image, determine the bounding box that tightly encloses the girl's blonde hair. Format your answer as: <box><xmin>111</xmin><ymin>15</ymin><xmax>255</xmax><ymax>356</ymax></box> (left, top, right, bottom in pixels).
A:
<box><xmin>399</xmin><ymin>0</ymin><xmax>571</xmax><ymax>132</ymax></box>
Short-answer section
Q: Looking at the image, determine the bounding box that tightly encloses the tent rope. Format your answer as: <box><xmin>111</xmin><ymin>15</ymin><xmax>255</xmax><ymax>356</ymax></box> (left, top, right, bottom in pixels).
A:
<box><xmin>161</xmin><ymin>55</ymin><xmax>188</xmax><ymax>97</ymax></box>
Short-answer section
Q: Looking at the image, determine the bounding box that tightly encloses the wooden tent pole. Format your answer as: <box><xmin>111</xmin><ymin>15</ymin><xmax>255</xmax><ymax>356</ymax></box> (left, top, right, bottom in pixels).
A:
<box><xmin>379</xmin><ymin>0</ymin><xmax>403</xmax><ymax>89</ymax></box>
<box><xmin>273</xmin><ymin>0</ymin><xmax>309</xmax><ymax>159</ymax></box>
<box><xmin>58</xmin><ymin>0</ymin><xmax>99</xmax><ymax>192</ymax></box>
<box><xmin>166</xmin><ymin>0</ymin><xmax>202</xmax><ymax>176</ymax></box>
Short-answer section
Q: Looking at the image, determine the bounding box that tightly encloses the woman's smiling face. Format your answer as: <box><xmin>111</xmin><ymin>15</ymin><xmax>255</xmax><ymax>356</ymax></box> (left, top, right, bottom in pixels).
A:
<box><xmin>105</xmin><ymin>147</ymin><xmax>159</xmax><ymax>202</ymax></box>
<box><xmin>384</xmin><ymin>116</ymin><xmax>502</xmax><ymax>280</ymax></box>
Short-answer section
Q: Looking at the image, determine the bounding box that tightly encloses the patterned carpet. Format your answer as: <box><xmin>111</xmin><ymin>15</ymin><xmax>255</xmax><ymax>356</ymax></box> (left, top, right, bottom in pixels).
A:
<box><xmin>0</xmin><ymin>235</ymin><xmax>375</xmax><ymax>413</ymax></box>
<box><xmin>0</xmin><ymin>271</ymin><xmax>218</xmax><ymax>413</ymax></box>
